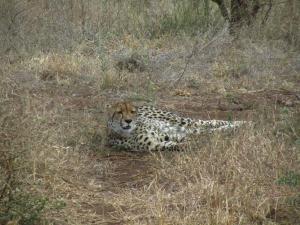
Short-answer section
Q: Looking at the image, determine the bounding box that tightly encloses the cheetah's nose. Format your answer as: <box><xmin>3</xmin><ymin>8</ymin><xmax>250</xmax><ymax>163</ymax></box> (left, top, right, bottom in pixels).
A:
<box><xmin>125</xmin><ymin>119</ymin><xmax>132</xmax><ymax>124</ymax></box>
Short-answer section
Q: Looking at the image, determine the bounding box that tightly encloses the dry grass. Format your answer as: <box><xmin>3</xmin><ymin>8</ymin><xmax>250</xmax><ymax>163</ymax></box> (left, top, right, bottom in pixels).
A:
<box><xmin>0</xmin><ymin>1</ymin><xmax>300</xmax><ymax>224</ymax></box>
<box><xmin>1</xmin><ymin>35</ymin><xmax>299</xmax><ymax>224</ymax></box>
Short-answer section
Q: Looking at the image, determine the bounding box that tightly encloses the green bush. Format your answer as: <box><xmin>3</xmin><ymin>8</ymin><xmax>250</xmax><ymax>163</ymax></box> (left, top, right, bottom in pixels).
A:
<box><xmin>0</xmin><ymin>193</ymin><xmax>48</xmax><ymax>225</ymax></box>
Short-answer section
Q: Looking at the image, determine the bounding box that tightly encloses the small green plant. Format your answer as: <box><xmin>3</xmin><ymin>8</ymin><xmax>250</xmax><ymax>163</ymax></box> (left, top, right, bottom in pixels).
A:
<box><xmin>276</xmin><ymin>171</ymin><xmax>300</xmax><ymax>187</ymax></box>
<box><xmin>280</xmin><ymin>107</ymin><xmax>290</xmax><ymax>115</ymax></box>
<box><xmin>0</xmin><ymin>193</ymin><xmax>48</xmax><ymax>225</ymax></box>
<box><xmin>226</xmin><ymin>111</ymin><xmax>233</xmax><ymax>122</ymax></box>
<box><xmin>224</xmin><ymin>92</ymin><xmax>236</xmax><ymax>103</ymax></box>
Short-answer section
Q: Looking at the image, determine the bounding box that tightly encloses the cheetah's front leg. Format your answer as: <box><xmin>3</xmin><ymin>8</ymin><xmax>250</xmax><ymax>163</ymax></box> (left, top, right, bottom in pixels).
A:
<box><xmin>107</xmin><ymin>138</ymin><xmax>133</xmax><ymax>150</ymax></box>
<box><xmin>140</xmin><ymin>130</ymin><xmax>181</xmax><ymax>151</ymax></box>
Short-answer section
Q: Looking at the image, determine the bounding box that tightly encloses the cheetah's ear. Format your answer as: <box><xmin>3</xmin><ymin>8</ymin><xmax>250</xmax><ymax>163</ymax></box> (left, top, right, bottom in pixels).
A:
<box><xmin>105</xmin><ymin>102</ymin><xmax>121</xmax><ymax>112</ymax></box>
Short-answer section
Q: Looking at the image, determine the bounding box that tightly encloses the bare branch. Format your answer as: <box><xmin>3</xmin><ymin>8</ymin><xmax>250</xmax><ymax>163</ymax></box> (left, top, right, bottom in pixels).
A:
<box><xmin>173</xmin><ymin>28</ymin><xmax>227</xmax><ymax>86</ymax></box>
<box><xmin>262</xmin><ymin>0</ymin><xmax>273</xmax><ymax>25</ymax></box>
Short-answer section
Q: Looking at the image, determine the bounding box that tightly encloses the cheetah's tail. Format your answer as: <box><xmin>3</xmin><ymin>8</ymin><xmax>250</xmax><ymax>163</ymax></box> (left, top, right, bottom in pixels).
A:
<box><xmin>194</xmin><ymin>120</ymin><xmax>251</xmax><ymax>133</ymax></box>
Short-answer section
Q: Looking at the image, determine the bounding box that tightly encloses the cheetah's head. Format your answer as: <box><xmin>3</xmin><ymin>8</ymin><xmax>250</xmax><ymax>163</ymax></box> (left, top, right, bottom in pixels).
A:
<box><xmin>107</xmin><ymin>101</ymin><xmax>137</xmax><ymax>137</ymax></box>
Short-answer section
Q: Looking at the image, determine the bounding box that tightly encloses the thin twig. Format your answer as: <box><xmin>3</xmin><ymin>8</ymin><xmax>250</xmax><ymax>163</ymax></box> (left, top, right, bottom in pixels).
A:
<box><xmin>262</xmin><ymin>0</ymin><xmax>273</xmax><ymax>25</ymax></box>
<box><xmin>260</xmin><ymin>0</ymin><xmax>287</xmax><ymax>7</ymax></box>
<box><xmin>172</xmin><ymin>40</ymin><xmax>199</xmax><ymax>87</ymax></box>
<box><xmin>172</xmin><ymin>28</ymin><xmax>227</xmax><ymax>87</ymax></box>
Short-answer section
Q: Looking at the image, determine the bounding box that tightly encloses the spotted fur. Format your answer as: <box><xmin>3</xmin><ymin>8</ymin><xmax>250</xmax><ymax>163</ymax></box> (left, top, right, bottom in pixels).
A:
<box><xmin>107</xmin><ymin>102</ymin><xmax>247</xmax><ymax>151</ymax></box>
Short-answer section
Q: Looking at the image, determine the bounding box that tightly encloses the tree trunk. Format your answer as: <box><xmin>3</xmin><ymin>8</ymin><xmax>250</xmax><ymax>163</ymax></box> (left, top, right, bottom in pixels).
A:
<box><xmin>211</xmin><ymin>0</ymin><xmax>261</xmax><ymax>36</ymax></box>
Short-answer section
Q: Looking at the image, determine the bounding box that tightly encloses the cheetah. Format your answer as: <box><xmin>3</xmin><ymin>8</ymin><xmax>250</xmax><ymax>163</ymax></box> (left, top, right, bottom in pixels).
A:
<box><xmin>106</xmin><ymin>101</ymin><xmax>248</xmax><ymax>151</ymax></box>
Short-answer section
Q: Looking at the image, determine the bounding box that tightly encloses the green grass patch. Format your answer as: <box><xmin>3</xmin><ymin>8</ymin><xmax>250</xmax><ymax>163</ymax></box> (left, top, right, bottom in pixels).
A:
<box><xmin>276</xmin><ymin>171</ymin><xmax>300</xmax><ymax>187</ymax></box>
